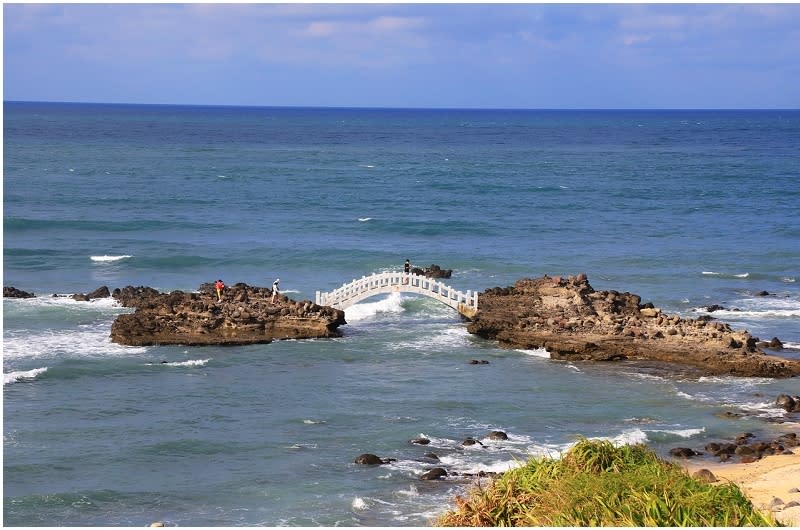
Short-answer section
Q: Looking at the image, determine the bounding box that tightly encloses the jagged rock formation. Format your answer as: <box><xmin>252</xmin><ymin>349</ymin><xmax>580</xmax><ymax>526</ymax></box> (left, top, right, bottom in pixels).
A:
<box><xmin>410</xmin><ymin>264</ymin><xmax>452</xmax><ymax>279</ymax></box>
<box><xmin>110</xmin><ymin>282</ymin><xmax>345</xmax><ymax>346</ymax></box>
<box><xmin>3</xmin><ymin>286</ymin><xmax>35</xmax><ymax>298</ymax></box>
<box><xmin>467</xmin><ymin>274</ymin><xmax>800</xmax><ymax>378</ymax></box>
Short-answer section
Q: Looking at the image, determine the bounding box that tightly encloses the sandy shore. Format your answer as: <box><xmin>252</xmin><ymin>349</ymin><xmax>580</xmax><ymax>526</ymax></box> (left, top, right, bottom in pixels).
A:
<box><xmin>681</xmin><ymin>453</ymin><xmax>800</xmax><ymax>526</ymax></box>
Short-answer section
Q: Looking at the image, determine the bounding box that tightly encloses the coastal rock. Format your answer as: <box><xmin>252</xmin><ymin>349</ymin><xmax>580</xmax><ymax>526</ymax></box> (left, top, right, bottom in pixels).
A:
<box><xmin>692</xmin><ymin>469</ymin><xmax>718</xmax><ymax>483</ymax></box>
<box><xmin>72</xmin><ymin>285</ymin><xmax>111</xmax><ymax>301</ymax></box>
<box><xmin>419</xmin><ymin>467</ymin><xmax>448</xmax><ymax>480</ymax></box>
<box><xmin>110</xmin><ymin>283</ymin><xmax>345</xmax><ymax>346</ymax></box>
<box><xmin>354</xmin><ymin>453</ymin><xmax>392</xmax><ymax>465</ymax></box>
<box><xmin>467</xmin><ymin>274</ymin><xmax>800</xmax><ymax>378</ymax></box>
<box><xmin>3</xmin><ymin>286</ymin><xmax>35</xmax><ymax>298</ymax></box>
<box><xmin>776</xmin><ymin>394</ymin><xmax>800</xmax><ymax>413</ymax></box>
<box><xmin>676</xmin><ymin>430</ymin><xmax>799</xmax><ymax>464</ymax></box>
<box><xmin>669</xmin><ymin>447</ymin><xmax>700</xmax><ymax>458</ymax></box>
<box><xmin>410</xmin><ymin>264</ymin><xmax>452</xmax><ymax>279</ymax></box>
<box><xmin>488</xmin><ymin>430</ymin><xmax>509</xmax><ymax>440</ymax></box>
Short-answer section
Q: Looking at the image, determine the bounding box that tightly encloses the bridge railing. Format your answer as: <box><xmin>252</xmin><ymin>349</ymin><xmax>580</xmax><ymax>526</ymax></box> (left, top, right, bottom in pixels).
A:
<box><xmin>315</xmin><ymin>271</ymin><xmax>478</xmax><ymax>314</ymax></box>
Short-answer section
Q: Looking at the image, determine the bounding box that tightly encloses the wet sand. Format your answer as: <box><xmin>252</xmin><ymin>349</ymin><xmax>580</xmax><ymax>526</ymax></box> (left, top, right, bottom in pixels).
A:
<box><xmin>681</xmin><ymin>453</ymin><xmax>800</xmax><ymax>526</ymax></box>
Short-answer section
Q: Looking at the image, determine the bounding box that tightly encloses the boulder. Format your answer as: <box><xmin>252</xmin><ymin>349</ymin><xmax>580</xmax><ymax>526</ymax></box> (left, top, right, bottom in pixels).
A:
<box><xmin>692</xmin><ymin>469</ymin><xmax>718</xmax><ymax>483</ymax></box>
<box><xmin>669</xmin><ymin>447</ymin><xmax>699</xmax><ymax>458</ymax></box>
<box><xmin>3</xmin><ymin>286</ymin><xmax>35</xmax><ymax>298</ymax></box>
<box><xmin>410</xmin><ymin>264</ymin><xmax>452</xmax><ymax>279</ymax></box>
<box><xmin>419</xmin><ymin>467</ymin><xmax>448</xmax><ymax>480</ymax></box>
<box><xmin>354</xmin><ymin>454</ymin><xmax>388</xmax><ymax>465</ymax></box>
<box><xmin>72</xmin><ymin>286</ymin><xmax>110</xmax><ymax>301</ymax></box>
<box><xmin>776</xmin><ymin>394</ymin><xmax>800</xmax><ymax>413</ymax></box>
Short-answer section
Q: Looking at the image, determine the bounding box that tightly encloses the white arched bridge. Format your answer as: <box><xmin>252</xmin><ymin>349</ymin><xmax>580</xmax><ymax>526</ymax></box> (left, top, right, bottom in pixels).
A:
<box><xmin>316</xmin><ymin>271</ymin><xmax>479</xmax><ymax>319</ymax></box>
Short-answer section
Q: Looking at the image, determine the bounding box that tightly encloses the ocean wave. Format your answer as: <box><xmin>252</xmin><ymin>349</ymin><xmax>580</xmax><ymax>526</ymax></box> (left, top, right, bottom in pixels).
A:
<box><xmin>701</xmin><ymin>270</ymin><xmax>750</xmax><ymax>278</ymax></box>
<box><xmin>344</xmin><ymin>292</ymin><xmax>406</xmax><ymax>322</ymax></box>
<box><xmin>3</xmin><ymin>325</ymin><xmax>147</xmax><ymax>361</ymax></box>
<box><xmin>515</xmin><ymin>347</ymin><xmax>550</xmax><ymax>359</ymax></box>
<box><xmin>358</xmin><ymin>217</ymin><xmax>373</xmax><ymax>222</ymax></box>
<box><xmin>90</xmin><ymin>255</ymin><xmax>132</xmax><ymax>262</ymax></box>
<box><xmin>388</xmin><ymin>326</ymin><xmax>471</xmax><ymax>352</ymax></box>
<box><xmin>4</xmin><ymin>367</ymin><xmax>48</xmax><ymax>385</ymax></box>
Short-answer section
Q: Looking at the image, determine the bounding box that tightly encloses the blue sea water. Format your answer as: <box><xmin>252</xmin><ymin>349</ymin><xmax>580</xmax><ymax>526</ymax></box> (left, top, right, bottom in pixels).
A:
<box><xmin>3</xmin><ymin>102</ymin><xmax>800</xmax><ymax>526</ymax></box>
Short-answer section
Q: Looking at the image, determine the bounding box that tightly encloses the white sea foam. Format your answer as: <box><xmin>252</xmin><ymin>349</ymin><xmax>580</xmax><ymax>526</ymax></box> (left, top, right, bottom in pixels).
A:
<box><xmin>701</xmin><ymin>270</ymin><xmax>750</xmax><ymax>279</ymax></box>
<box><xmin>351</xmin><ymin>497</ymin><xmax>368</xmax><ymax>511</ymax></box>
<box><xmin>648</xmin><ymin>427</ymin><xmax>705</xmax><ymax>439</ymax></box>
<box><xmin>303</xmin><ymin>419</ymin><xmax>326</xmax><ymax>424</ymax></box>
<box><xmin>394</xmin><ymin>485</ymin><xmax>420</xmax><ymax>498</ymax></box>
<box><xmin>782</xmin><ymin>277</ymin><xmax>796</xmax><ymax>283</ymax></box>
<box><xmin>3</xmin><ymin>325</ymin><xmax>147</xmax><ymax>361</ymax></box>
<box><xmin>389</xmin><ymin>326</ymin><xmax>470</xmax><ymax>352</ymax></box>
<box><xmin>4</xmin><ymin>367</ymin><xmax>48</xmax><ymax>385</ymax></box>
<box><xmin>515</xmin><ymin>347</ymin><xmax>550</xmax><ymax>359</ymax></box>
<box><xmin>358</xmin><ymin>217</ymin><xmax>372</xmax><ymax>222</ymax></box>
<box><xmin>600</xmin><ymin>428</ymin><xmax>649</xmax><ymax>446</ymax></box>
<box><xmin>781</xmin><ymin>341</ymin><xmax>800</xmax><ymax>350</ymax></box>
<box><xmin>158</xmin><ymin>359</ymin><xmax>209</xmax><ymax>367</ymax></box>
<box><xmin>90</xmin><ymin>255</ymin><xmax>132</xmax><ymax>262</ymax></box>
<box><xmin>345</xmin><ymin>292</ymin><xmax>405</xmax><ymax>322</ymax></box>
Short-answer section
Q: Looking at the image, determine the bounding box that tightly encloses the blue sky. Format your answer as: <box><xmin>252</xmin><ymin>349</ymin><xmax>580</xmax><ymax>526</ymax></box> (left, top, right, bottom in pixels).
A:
<box><xmin>3</xmin><ymin>3</ymin><xmax>799</xmax><ymax>109</ymax></box>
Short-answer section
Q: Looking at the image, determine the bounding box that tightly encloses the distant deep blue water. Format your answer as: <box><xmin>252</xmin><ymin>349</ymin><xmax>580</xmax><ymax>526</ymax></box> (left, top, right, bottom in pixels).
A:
<box><xmin>4</xmin><ymin>102</ymin><xmax>800</xmax><ymax>526</ymax></box>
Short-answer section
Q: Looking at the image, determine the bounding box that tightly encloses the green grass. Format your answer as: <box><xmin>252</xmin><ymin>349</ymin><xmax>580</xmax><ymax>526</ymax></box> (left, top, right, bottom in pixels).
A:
<box><xmin>436</xmin><ymin>438</ymin><xmax>778</xmax><ymax>527</ymax></box>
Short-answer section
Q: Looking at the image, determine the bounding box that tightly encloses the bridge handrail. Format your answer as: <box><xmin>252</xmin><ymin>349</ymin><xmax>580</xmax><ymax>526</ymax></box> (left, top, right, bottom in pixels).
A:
<box><xmin>315</xmin><ymin>271</ymin><xmax>478</xmax><ymax>314</ymax></box>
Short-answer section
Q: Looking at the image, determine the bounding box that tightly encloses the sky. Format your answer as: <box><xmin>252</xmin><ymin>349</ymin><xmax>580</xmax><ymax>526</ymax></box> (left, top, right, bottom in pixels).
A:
<box><xmin>3</xmin><ymin>2</ymin><xmax>800</xmax><ymax>109</ymax></box>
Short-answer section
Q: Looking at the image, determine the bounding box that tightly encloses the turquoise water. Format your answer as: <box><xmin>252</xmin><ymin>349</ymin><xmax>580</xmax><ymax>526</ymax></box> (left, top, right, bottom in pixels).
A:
<box><xmin>4</xmin><ymin>102</ymin><xmax>800</xmax><ymax>526</ymax></box>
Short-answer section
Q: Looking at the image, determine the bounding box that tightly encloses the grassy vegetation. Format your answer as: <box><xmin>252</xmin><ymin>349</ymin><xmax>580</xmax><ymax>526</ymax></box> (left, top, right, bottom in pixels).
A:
<box><xmin>436</xmin><ymin>438</ymin><xmax>778</xmax><ymax>527</ymax></box>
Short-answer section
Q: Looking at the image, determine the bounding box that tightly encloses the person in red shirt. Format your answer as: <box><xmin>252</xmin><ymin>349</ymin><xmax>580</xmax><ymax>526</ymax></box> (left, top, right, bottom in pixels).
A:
<box><xmin>214</xmin><ymin>279</ymin><xmax>225</xmax><ymax>302</ymax></box>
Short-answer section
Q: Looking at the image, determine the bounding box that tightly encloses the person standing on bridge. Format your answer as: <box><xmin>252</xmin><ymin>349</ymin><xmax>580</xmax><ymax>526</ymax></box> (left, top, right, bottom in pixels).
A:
<box><xmin>404</xmin><ymin>259</ymin><xmax>411</xmax><ymax>284</ymax></box>
<box><xmin>271</xmin><ymin>278</ymin><xmax>280</xmax><ymax>303</ymax></box>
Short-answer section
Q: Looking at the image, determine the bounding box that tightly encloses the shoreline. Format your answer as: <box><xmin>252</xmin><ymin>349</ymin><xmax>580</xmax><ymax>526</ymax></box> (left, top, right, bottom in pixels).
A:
<box><xmin>680</xmin><ymin>453</ymin><xmax>800</xmax><ymax>526</ymax></box>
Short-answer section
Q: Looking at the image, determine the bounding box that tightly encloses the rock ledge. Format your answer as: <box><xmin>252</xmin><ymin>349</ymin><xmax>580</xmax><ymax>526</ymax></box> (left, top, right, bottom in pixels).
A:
<box><xmin>110</xmin><ymin>282</ymin><xmax>345</xmax><ymax>346</ymax></box>
<box><xmin>467</xmin><ymin>274</ymin><xmax>800</xmax><ymax>378</ymax></box>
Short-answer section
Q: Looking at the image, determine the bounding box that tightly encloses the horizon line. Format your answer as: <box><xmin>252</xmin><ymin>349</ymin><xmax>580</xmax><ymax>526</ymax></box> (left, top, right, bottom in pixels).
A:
<box><xmin>5</xmin><ymin>100</ymin><xmax>799</xmax><ymax>112</ymax></box>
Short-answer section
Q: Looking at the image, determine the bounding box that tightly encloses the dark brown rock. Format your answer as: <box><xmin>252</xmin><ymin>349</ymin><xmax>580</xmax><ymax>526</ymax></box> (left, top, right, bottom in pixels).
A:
<box><xmin>110</xmin><ymin>283</ymin><xmax>345</xmax><ymax>346</ymax></box>
<box><xmin>354</xmin><ymin>453</ymin><xmax>388</xmax><ymax>465</ymax></box>
<box><xmin>410</xmin><ymin>264</ymin><xmax>452</xmax><ymax>279</ymax></box>
<box><xmin>467</xmin><ymin>274</ymin><xmax>800</xmax><ymax>378</ymax></box>
<box><xmin>692</xmin><ymin>469</ymin><xmax>718</xmax><ymax>483</ymax></box>
<box><xmin>488</xmin><ymin>430</ymin><xmax>509</xmax><ymax>440</ymax></box>
<box><xmin>419</xmin><ymin>467</ymin><xmax>448</xmax><ymax>480</ymax></box>
<box><xmin>3</xmin><ymin>286</ymin><xmax>35</xmax><ymax>298</ymax></box>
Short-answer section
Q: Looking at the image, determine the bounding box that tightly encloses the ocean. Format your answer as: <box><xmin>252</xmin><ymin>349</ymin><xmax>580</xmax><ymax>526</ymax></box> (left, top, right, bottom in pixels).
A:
<box><xmin>3</xmin><ymin>102</ymin><xmax>800</xmax><ymax>526</ymax></box>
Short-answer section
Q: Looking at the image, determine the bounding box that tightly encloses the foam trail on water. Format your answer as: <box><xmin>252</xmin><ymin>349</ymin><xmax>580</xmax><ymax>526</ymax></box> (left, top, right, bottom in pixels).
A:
<box><xmin>90</xmin><ymin>255</ymin><xmax>132</xmax><ymax>262</ymax></box>
<box><xmin>4</xmin><ymin>367</ymin><xmax>48</xmax><ymax>385</ymax></box>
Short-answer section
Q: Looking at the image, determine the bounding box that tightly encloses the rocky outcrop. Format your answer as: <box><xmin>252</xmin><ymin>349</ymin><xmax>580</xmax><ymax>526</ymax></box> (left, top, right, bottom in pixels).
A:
<box><xmin>776</xmin><ymin>394</ymin><xmax>800</xmax><ymax>413</ymax></box>
<box><xmin>410</xmin><ymin>264</ymin><xmax>452</xmax><ymax>279</ymax></box>
<box><xmin>3</xmin><ymin>286</ymin><xmax>35</xmax><ymax>298</ymax></box>
<box><xmin>467</xmin><ymin>274</ymin><xmax>800</xmax><ymax>378</ymax></box>
<box><xmin>671</xmin><ymin>431</ymin><xmax>797</xmax><ymax>464</ymax></box>
<box><xmin>110</xmin><ymin>283</ymin><xmax>345</xmax><ymax>346</ymax></box>
<box><xmin>72</xmin><ymin>286</ymin><xmax>111</xmax><ymax>301</ymax></box>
